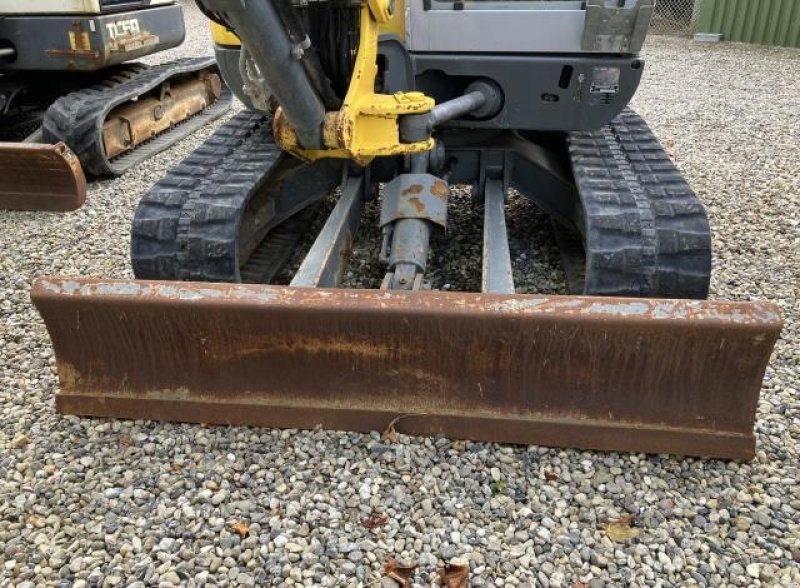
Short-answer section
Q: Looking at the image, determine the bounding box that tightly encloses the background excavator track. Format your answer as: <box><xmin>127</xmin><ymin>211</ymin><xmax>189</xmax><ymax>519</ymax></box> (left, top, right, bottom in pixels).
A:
<box><xmin>42</xmin><ymin>57</ymin><xmax>232</xmax><ymax>178</ymax></box>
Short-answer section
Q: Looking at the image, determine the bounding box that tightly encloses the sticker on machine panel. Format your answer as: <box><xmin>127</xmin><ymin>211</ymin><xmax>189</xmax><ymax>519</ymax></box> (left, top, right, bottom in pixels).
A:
<box><xmin>590</xmin><ymin>67</ymin><xmax>621</xmax><ymax>94</ymax></box>
<box><xmin>106</xmin><ymin>18</ymin><xmax>141</xmax><ymax>40</ymax></box>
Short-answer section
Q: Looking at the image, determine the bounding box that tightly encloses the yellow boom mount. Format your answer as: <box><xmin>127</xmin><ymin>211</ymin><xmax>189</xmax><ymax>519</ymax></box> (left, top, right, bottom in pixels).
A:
<box><xmin>275</xmin><ymin>0</ymin><xmax>434</xmax><ymax>164</ymax></box>
<box><xmin>214</xmin><ymin>0</ymin><xmax>435</xmax><ymax>165</ymax></box>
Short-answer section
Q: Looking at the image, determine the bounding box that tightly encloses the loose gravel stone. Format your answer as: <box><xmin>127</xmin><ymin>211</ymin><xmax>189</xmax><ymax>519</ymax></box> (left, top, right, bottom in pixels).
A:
<box><xmin>1</xmin><ymin>4</ymin><xmax>799</xmax><ymax>586</ymax></box>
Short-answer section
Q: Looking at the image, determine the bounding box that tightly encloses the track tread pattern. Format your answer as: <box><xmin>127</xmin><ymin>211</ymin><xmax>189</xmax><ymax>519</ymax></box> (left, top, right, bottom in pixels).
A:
<box><xmin>41</xmin><ymin>57</ymin><xmax>231</xmax><ymax>178</ymax></box>
<box><xmin>131</xmin><ymin>111</ymin><xmax>282</xmax><ymax>282</ymax></box>
<box><xmin>239</xmin><ymin>205</ymin><xmax>321</xmax><ymax>284</ymax></box>
<box><xmin>567</xmin><ymin>109</ymin><xmax>711</xmax><ymax>298</ymax></box>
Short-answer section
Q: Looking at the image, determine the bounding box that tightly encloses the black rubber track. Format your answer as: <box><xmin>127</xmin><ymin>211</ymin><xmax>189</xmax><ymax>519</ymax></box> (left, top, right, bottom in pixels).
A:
<box><xmin>131</xmin><ymin>111</ymin><xmax>342</xmax><ymax>282</ymax></box>
<box><xmin>238</xmin><ymin>205</ymin><xmax>322</xmax><ymax>284</ymax></box>
<box><xmin>132</xmin><ymin>105</ymin><xmax>708</xmax><ymax>297</ymax></box>
<box><xmin>0</xmin><ymin>110</ymin><xmax>45</xmax><ymax>142</ymax></box>
<box><xmin>566</xmin><ymin>109</ymin><xmax>712</xmax><ymax>299</ymax></box>
<box><xmin>132</xmin><ymin>111</ymin><xmax>279</xmax><ymax>281</ymax></box>
<box><xmin>41</xmin><ymin>57</ymin><xmax>232</xmax><ymax>178</ymax></box>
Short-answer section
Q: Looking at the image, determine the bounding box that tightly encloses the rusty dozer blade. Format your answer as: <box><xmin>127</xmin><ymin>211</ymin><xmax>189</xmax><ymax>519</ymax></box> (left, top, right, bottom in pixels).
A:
<box><xmin>0</xmin><ymin>142</ymin><xmax>86</xmax><ymax>211</ymax></box>
<box><xmin>32</xmin><ymin>277</ymin><xmax>782</xmax><ymax>460</ymax></box>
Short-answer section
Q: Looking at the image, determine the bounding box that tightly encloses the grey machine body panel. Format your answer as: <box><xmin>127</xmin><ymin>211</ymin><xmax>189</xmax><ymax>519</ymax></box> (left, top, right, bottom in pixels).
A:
<box><xmin>210</xmin><ymin>0</ymin><xmax>652</xmax><ymax>131</ymax></box>
<box><xmin>217</xmin><ymin>46</ymin><xmax>645</xmax><ymax>135</ymax></box>
<box><xmin>405</xmin><ymin>0</ymin><xmax>653</xmax><ymax>54</ymax></box>
<box><xmin>214</xmin><ymin>45</ymin><xmax>255</xmax><ymax>110</ymax></box>
<box><xmin>405</xmin><ymin>0</ymin><xmax>653</xmax><ymax>131</ymax></box>
<box><xmin>413</xmin><ymin>53</ymin><xmax>644</xmax><ymax>131</ymax></box>
<box><xmin>0</xmin><ymin>4</ymin><xmax>185</xmax><ymax>71</ymax></box>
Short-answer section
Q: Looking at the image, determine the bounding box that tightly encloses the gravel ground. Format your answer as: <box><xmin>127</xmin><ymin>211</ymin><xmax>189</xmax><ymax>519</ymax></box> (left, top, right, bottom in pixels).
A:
<box><xmin>1</xmin><ymin>3</ymin><xmax>799</xmax><ymax>585</ymax></box>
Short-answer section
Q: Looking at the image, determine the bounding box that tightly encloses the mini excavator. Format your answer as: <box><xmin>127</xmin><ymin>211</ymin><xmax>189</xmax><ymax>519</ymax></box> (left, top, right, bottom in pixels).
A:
<box><xmin>0</xmin><ymin>0</ymin><xmax>231</xmax><ymax>211</ymax></box>
<box><xmin>31</xmin><ymin>0</ymin><xmax>782</xmax><ymax>459</ymax></box>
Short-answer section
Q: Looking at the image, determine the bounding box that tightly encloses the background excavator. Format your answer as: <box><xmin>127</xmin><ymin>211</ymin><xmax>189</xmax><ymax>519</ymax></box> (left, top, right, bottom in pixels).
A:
<box><xmin>31</xmin><ymin>0</ymin><xmax>782</xmax><ymax>459</ymax></box>
<box><xmin>0</xmin><ymin>0</ymin><xmax>232</xmax><ymax>211</ymax></box>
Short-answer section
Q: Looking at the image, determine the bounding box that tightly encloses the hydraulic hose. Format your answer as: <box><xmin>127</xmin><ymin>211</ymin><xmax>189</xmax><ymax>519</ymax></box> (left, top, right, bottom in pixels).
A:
<box><xmin>199</xmin><ymin>0</ymin><xmax>325</xmax><ymax>149</ymax></box>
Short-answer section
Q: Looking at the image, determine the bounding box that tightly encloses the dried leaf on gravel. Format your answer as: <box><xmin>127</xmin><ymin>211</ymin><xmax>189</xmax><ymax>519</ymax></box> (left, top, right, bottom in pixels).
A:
<box><xmin>230</xmin><ymin>521</ymin><xmax>249</xmax><ymax>538</ymax></box>
<box><xmin>572</xmin><ymin>582</ymin><xmax>590</xmax><ymax>588</ymax></box>
<box><xmin>381</xmin><ymin>414</ymin><xmax>419</xmax><ymax>442</ymax></box>
<box><xmin>384</xmin><ymin>556</ymin><xmax>417</xmax><ymax>586</ymax></box>
<box><xmin>119</xmin><ymin>434</ymin><xmax>134</xmax><ymax>448</ymax></box>
<box><xmin>382</xmin><ymin>417</ymin><xmax>401</xmax><ymax>443</ymax></box>
<box><xmin>665</xmin><ymin>138</ymin><xmax>679</xmax><ymax>161</ymax></box>
<box><xmin>11</xmin><ymin>435</ymin><xmax>30</xmax><ymax>449</ymax></box>
<box><xmin>605</xmin><ymin>514</ymin><xmax>640</xmax><ymax>543</ymax></box>
<box><xmin>544</xmin><ymin>471</ymin><xmax>559</xmax><ymax>481</ymax></box>
<box><xmin>440</xmin><ymin>563</ymin><xmax>469</xmax><ymax>587</ymax></box>
<box><xmin>362</xmin><ymin>510</ymin><xmax>389</xmax><ymax>529</ymax></box>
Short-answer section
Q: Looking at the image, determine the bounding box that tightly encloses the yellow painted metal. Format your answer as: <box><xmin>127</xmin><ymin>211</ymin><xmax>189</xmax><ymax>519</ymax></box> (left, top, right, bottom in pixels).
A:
<box><xmin>68</xmin><ymin>27</ymin><xmax>91</xmax><ymax>51</ymax></box>
<box><xmin>207</xmin><ymin>0</ymin><xmax>426</xmax><ymax>163</ymax></box>
<box><xmin>210</xmin><ymin>22</ymin><xmax>241</xmax><ymax>46</ymax></box>
<box><xmin>367</xmin><ymin>0</ymin><xmax>393</xmax><ymax>23</ymax></box>
<box><xmin>276</xmin><ymin>4</ymin><xmax>434</xmax><ymax>165</ymax></box>
<box><xmin>380</xmin><ymin>0</ymin><xmax>406</xmax><ymax>39</ymax></box>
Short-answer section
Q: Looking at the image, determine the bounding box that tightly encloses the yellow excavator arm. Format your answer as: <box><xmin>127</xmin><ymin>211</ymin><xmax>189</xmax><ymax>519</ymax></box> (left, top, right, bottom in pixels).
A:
<box><xmin>211</xmin><ymin>0</ymin><xmax>433</xmax><ymax>165</ymax></box>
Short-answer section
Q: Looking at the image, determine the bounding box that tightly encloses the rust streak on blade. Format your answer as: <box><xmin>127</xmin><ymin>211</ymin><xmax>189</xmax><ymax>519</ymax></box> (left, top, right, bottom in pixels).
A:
<box><xmin>0</xmin><ymin>142</ymin><xmax>86</xmax><ymax>211</ymax></box>
<box><xmin>31</xmin><ymin>277</ymin><xmax>783</xmax><ymax>459</ymax></box>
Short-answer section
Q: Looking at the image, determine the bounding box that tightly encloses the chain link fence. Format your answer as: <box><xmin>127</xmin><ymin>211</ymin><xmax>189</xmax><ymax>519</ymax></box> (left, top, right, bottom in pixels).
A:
<box><xmin>650</xmin><ymin>0</ymin><xmax>701</xmax><ymax>36</ymax></box>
